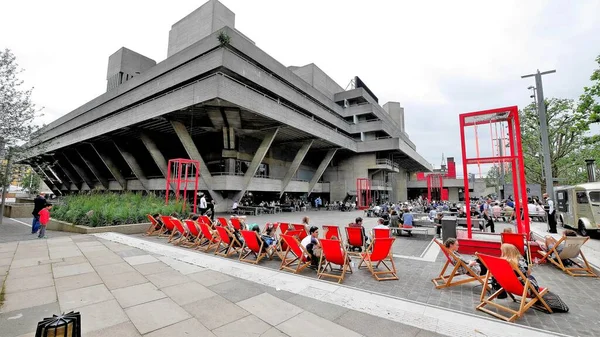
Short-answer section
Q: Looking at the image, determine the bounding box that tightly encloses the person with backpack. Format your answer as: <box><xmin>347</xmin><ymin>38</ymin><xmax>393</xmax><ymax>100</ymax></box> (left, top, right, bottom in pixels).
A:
<box><xmin>31</xmin><ymin>193</ymin><xmax>46</xmax><ymax>234</ymax></box>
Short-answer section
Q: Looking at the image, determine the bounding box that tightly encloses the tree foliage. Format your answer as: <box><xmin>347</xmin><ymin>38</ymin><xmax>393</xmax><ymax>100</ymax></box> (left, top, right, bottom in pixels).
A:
<box><xmin>520</xmin><ymin>98</ymin><xmax>599</xmax><ymax>188</ymax></box>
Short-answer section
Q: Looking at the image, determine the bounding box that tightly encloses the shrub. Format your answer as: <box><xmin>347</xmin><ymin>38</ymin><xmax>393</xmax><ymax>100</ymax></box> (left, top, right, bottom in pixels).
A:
<box><xmin>52</xmin><ymin>192</ymin><xmax>188</xmax><ymax>227</ymax></box>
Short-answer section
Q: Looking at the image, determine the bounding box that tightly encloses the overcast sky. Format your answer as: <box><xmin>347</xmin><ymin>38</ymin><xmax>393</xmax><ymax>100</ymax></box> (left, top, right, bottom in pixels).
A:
<box><xmin>2</xmin><ymin>0</ymin><xmax>599</xmax><ymax>177</ymax></box>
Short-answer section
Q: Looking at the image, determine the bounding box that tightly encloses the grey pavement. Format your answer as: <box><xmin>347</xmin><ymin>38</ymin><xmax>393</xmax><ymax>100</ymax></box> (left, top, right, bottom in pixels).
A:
<box><xmin>0</xmin><ymin>231</ymin><xmax>446</xmax><ymax>337</ymax></box>
<box><xmin>0</xmin><ymin>217</ymin><xmax>77</xmax><ymax>244</ymax></box>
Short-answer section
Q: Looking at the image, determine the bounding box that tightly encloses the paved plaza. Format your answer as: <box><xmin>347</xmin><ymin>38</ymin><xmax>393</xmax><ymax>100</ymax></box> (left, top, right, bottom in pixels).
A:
<box><xmin>1</xmin><ymin>211</ymin><xmax>599</xmax><ymax>336</ymax></box>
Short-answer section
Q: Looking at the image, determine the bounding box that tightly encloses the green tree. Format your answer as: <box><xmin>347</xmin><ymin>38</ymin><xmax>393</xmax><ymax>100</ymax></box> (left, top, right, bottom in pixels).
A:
<box><xmin>21</xmin><ymin>169</ymin><xmax>41</xmax><ymax>194</ymax></box>
<box><xmin>0</xmin><ymin>49</ymin><xmax>42</xmax><ymax>223</ymax></box>
<box><xmin>520</xmin><ymin>98</ymin><xmax>598</xmax><ymax>188</ymax></box>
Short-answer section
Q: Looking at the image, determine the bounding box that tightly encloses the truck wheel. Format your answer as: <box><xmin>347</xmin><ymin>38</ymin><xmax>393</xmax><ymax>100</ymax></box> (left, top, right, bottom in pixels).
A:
<box><xmin>578</xmin><ymin>221</ymin><xmax>588</xmax><ymax>237</ymax></box>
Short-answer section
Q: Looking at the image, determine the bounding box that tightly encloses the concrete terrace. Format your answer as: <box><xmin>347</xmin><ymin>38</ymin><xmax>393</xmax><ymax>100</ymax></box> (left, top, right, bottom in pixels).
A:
<box><xmin>1</xmin><ymin>211</ymin><xmax>599</xmax><ymax>336</ymax></box>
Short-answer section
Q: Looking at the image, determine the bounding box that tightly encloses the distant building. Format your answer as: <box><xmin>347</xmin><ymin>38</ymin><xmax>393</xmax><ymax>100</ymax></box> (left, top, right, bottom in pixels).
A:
<box><xmin>22</xmin><ymin>0</ymin><xmax>431</xmax><ymax>210</ymax></box>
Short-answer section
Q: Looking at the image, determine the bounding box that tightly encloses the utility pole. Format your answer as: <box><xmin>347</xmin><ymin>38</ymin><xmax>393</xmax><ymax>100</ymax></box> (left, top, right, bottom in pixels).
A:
<box><xmin>522</xmin><ymin>69</ymin><xmax>556</xmax><ymax>200</ymax></box>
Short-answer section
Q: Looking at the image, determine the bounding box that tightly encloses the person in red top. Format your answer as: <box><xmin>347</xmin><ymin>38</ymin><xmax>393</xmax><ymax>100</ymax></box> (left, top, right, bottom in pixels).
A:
<box><xmin>38</xmin><ymin>203</ymin><xmax>53</xmax><ymax>239</ymax></box>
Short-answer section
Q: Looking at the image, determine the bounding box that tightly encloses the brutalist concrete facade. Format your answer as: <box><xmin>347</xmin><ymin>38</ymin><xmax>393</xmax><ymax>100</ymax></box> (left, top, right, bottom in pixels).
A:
<box><xmin>23</xmin><ymin>0</ymin><xmax>431</xmax><ymax>209</ymax></box>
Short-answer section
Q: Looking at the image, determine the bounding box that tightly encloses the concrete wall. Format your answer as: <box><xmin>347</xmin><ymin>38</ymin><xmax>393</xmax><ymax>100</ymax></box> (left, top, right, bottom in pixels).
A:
<box><xmin>323</xmin><ymin>153</ymin><xmax>376</xmax><ymax>201</ymax></box>
<box><xmin>47</xmin><ymin>219</ymin><xmax>149</xmax><ymax>234</ymax></box>
<box><xmin>3</xmin><ymin>203</ymin><xmax>33</xmax><ymax>218</ymax></box>
<box><xmin>167</xmin><ymin>0</ymin><xmax>234</xmax><ymax>57</ymax></box>
<box><xmin>382</xmin><ymin>102</ymin><xmax>405</xmax><ymax>133</ymax></box>
<box><xmin>289</xmin><ymin>64</ymin><xmax>344</xmax><ymax>101</ymax></box>
<box><xmin>106</xmin><ymin>47</ymin><xmax>157</xmax><ymax>91</ymax></box>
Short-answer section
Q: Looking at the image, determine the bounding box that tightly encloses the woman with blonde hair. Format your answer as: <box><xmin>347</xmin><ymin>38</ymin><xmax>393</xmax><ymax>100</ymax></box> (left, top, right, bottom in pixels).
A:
<box><xmin>501</xmin><ymin>243</ymin><xmax>538</xmax><ymax>291</ymax></box>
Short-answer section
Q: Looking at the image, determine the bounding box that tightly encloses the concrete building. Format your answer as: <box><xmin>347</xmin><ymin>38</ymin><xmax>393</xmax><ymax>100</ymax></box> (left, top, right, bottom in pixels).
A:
<box><xmin>22</xmin><ymin>0</ymin><xmax>431</xmax><ymax>210</ymax></box>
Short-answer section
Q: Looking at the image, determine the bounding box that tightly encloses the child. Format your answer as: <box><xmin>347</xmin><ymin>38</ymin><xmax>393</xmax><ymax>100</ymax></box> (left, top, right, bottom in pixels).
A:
<box><xmin>38</xmin><ymin>203</ymin><xmax>53</xmax><ymax>239</ymax></box>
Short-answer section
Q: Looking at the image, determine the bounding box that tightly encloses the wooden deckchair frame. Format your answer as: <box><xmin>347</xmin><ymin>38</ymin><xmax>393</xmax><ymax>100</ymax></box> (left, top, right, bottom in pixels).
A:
<box><xmin>181</xmin><ymin>220</ymin><xmax>201</xmax><ymax>248</ymax></box>
<box><xmin>431</xmin><ymin>239</ymin><xmax>486</xmax><ymax>289</ymax></box>
<box><xmin>214</xmin><ymin>226</ymin><xmax>243</xmax><ymax>258</ymax></box>
<box><xmin>158</xmin><ymin>216</ymin><xmax>178</xmax><ymax>242</ymax></box>
<box><xmin>318</xmin><ymin>239</ymin><xmax>352</xmax><ymax>284</ymax></box>
<box><xmin>240</xmin><ymin>230</ymin><xmax>271</xmax><ymax>264</ymax></box>
<box><xmin>358</xmin><ymin>237</ymin><xmax>398</xmax><ymax>281</ymax></box>
<box><xmin>476</xmin><ymin>253</ymin><xmax>552</xmax><ymax>322</ymax></box>
<box><xmin>170</xmin><ymin>218</ymin><xmax>190</xmax><ymax>246</ymax></box>
<box><xmin>274</xmin><ymin>230</ymin><xmax>301</xmax><ymax>260</ymax></box>
<box><xmin>539</xmin><ymin>236</ymin><xmax>597</xmax><ymax>277</ymax></box>
<box><xmin>279</xmin><ymin>234</ymin><xmax>312</xmax><ymax>274</ymax></box>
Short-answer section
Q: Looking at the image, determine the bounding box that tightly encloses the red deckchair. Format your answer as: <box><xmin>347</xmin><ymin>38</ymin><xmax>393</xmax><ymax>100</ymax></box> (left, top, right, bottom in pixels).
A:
<box><xmin>318</xmin><ymin>238</ymin><xmax>352</xmax><ymax>283</ymax></box>
<box><xmin>279</xmin><ymin>223</ymin><xmax>291</xmax><ymax>235</ymax></box>
<box><xmin>292</xmin><ymin>224</ymin><xmax>308</xmax><ymax>241</ymax></box>
<box><xmin>275</xmin><ymin>230</ymin><xmax>302</xmax><ymax>260</ymax></box>
<box><xmin>214</xmin><ymin>226</ymin><xmax>243</xmax><ymax>258</ymax></box>
<box><xmin>262</xmin><ymin>223</ymin><xmax>279</xmax><ymax>237</ymax></box>
<box><xmin>182</xmin><ymin>220</ymin><xmax>201</xmax><ymax>247</ymax></box>
<box><xmin>372</xmin><ymin>228</ymin><xmax>391</xmax><ymax>239</ymax></box>
<box><xmin>197</xmin><ymin>222</ymin><xmax>219</xmax><ymax>253</ymax></box>
<box><xmin>280</xmin><ymin>234</ymin><xmax>312</xmax><ymax>274</ymax></box>
<box><xmin>358</xmin><ymin>237</ymin><xmax>398</xmax><ymax>281</ymax></box>
<box><xmin>240</xmin><ymin>230</ymin><xmax>271</xmax><ymax>264</ymax></box>
<box><xmin>345</xmin><ymin>226</ymin><xmax>366</xmax><ymax>256</ymax></box>
<box><xmin>501</xmin><ymin>233</ymin><xmax>531</xmax><ymax>263</ymax></box>
<box><xmin>476</xmin><ymin>253</ymin><xmax>552</xmax><ymax>322</ymax></box>
<box><xmin>217</xmin><ymin>217</ymin><xmax>229</xmax><ymax>227</ymax></box>
<box><xmin>230</xmin><ymin>218</ymin><xmax>244</xmax><ymax>231</ymax></box>
<box><xmin>159</xmin><ymin>216</ymin><xmax>179</xmax><ymax>242</ymax></box>
<box><xmin>431</xmin><ymin>238</ymin><xmax>486</xmax><ymax>289</ymax></box>
<box><xmin>145</xmin><ymin>214</ymin><xmax>163</xmax><ymax>236</ymax></box>
<box><xmin>322</xmin><ymin>225</ymin><xmax>341</xmax><ymax>240</ymax></box>
<box><xmin>199</xmin><ymin>215</ymin><xmax>213</xmax><ymax>226</ymax></box>
<box><xmin>170</xmin><ymin>218</ymin><xmax>189</xmax><ymax>245</ymax></box>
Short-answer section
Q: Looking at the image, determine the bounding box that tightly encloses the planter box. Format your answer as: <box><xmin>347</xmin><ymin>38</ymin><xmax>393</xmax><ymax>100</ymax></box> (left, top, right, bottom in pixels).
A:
<box><xmin>3</xmin><ymin>203</ymin><xmax>34</xmax><ymax>218</ymax></box>
<box><xmin>47</xmin><ymin>219</ymin><xmax>149</xmax><ymax>235</ymax></box>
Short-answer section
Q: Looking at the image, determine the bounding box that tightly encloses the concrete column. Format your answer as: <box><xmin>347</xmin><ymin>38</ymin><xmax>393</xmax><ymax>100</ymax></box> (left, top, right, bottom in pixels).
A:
<box><xmin>140</xmin><ymin>132</ymin><xmax>176</xmax><ymax>190</ymax></box>
<box><xmin>33</xmin><ymin>165</ymin><xmax>61</xmax><ymax>195</ymax></box>
<box><xmin>62</xmin><ymin>151</ymin><xmax>95</xmax><ymax>190</ymax></box>
<box><xmin>113</xmin><ymin>141</ymin><xmax>149</xmax><ymax>192</ymax></box>
<box><xmin>89</xmin><ymin>144</ymin><xmax>127</xmax><ymax>190</ymax></box>
<box><xmin>280</xmin><ymin>140</ymin><xmax>313</xmax><ymax>197</ymax></box>
<box><xmin>75</xmin><ymin>148</ymin><xmax>109</xmax><ymax>190</ymax></box>
<box><xmin>43</xmin><ymin>164</ymin><xmax>68</xmax><ymax>191</ymax></box>
<box><xmin>235</xmin><ymin>128</ymin><xmax>279</xmax><ymax>201</ymax></box>
<box><xmin>308</xmin><ymin>149</ymin><xmax>338</xmax><ymax>196</ymax></box>
<box><xmin>170</xmin><ymin>120</ymin><xmax>223</xmax><ymax>203</ymax></box>
<box><xmin>52</xmin><ymin>155</ymin><xmax>81</xmax><ymax>190</ymax></box>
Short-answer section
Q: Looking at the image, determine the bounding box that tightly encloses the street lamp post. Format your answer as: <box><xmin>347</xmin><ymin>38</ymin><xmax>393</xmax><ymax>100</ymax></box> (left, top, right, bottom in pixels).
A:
<box><xmin>522</xmin><ymin>69</ymin><xmax>556</xmax><ymax>200</ymax></box>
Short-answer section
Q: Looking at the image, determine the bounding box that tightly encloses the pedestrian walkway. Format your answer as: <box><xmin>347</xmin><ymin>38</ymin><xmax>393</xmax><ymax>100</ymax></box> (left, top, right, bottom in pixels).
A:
<box><xmin>0</xmin><ymin>234</ymin><xmax>445</xmax><ymax>337</ymax></box>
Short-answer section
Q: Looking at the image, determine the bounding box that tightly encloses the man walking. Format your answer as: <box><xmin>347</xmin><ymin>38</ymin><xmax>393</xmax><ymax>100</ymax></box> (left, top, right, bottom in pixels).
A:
<box><xmin>198</xmin><ymin>193</ymin><xmax>208</xmax><ymax>215</ymax></box>
<box><xmin>482</xmin><ymin>198</ymin><xmax>495</xmax><ymax>233</ymax></box>
<box><xmin>31</xmin><ymin>193</ymin><xmax>46</xmax><ymax>234</ymax></box>
<box><xmin>543</xmin><ymin>193</ymin><xmax>557</xmax><ymax>233</ymax></box>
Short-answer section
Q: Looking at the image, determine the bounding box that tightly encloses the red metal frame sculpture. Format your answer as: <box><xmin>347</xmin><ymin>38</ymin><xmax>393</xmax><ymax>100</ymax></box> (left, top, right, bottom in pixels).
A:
<box><xmin>427</xmin><ymin>174</ymin><xmax>444</xmax><ymax>201</ymax></box>
<box><xmin>165</xmin><ymin>158</ymin><xmax>200</xmax><ymax>213</ymax></box>
<box><xmin>356</xmin><ymin>178</ymin><xmax>371</xmax><ymax>210</ymax></box>
<box><xmin>459</xmin><ymin>106</ymin><xmax>530</xmax><ymax>240</ymax></box>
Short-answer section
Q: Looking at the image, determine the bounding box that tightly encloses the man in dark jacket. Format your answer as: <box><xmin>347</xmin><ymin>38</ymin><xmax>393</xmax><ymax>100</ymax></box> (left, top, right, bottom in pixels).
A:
<box><xmin>31</xmin><ymin>193</ymin><xmax>46</xmax><ymax>234</ymax></box>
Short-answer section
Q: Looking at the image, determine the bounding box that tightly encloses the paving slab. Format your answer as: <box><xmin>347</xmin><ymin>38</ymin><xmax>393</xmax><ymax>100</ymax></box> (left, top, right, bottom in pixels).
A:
<box><xmin>117</xmin><ymin>247</ymin><xmax>148</xmax><ymax>258</ymax></box>
<box><xmin>48</xmin><ymin>248</ymin><xmax>82</xmax><ymax>260</ymax></box>
<box><xmin>0</xmin><ymin>286</ymin><xmax>57</xmax><ymax>313</ymax></box>
<box><xmin>277</xmin><ymin>311</ymin><xmax>363</xmax><ymax>337</ymax></box>
<box><xmin>55</xmin><ymin>272</ymin><xmax>103</xmax><ymax>292</ymax></box>
<box><xmin>146</xmin><ymin>270</ymin><xmax>191</xmax><ymax>288</ymax></box>
<box><xmin>0</xmin><ymin>251</ymin><xmax>15</xmax><ymax>259</ymax></box>
<box><xmin>85</xmin><ymin>321</ymin><xmax>142</xmax><ymax>337</ymax></box>
<box><xmin>334</xmin><ymin>309</ymin><xmax>425</xmax><ymax>337</ymax></box>
<box><xmin>161</xmin><ymin>281</ymin><xmax>216</xmax><ymax>306</ymax></box>
<box><xmin>158</xmin><ymin>256</ymin><xmax>206</xmax><ymax>274</ymax></box>
<box><xmin>123</xmin><ymin>254</ymin><xmax>159</xmax><ymax>266</ymax></box>
<box><xmin>101</xmin><ymin>270</ymin><xmax>147</xmax><ymax>290</ymax></box>
<box><xmin>111</xmin><ymin>282</ymin><xmax>167</xmax><ymax>308</ymax></box>
<box><xmin>212</xmin><ymin>314</ymin><xmax>271</xmax><ymax>337</ymax></box>
<box><xmin>183</xmin><ymin>295</ymin><xmax>250</xmax><ymax>330</ymax></box>
<box><xmin>5</xmin><ymin>264</ymin><xmax>51</xmax><ymax>280</ymax></box>
<box><xmin>237</xmin><ymin>293</ymin><xmax>303</xmax><ymax>326</ymax></box>
<box><xmin>50</xmin><ymin>255</ymin><xmax>89</xmax><ymax>267</ymax></box>
<box><xmin>52</xmin><ymin>261</ymin><xmax>94</xmax><ymax>278</ymax></box>
<box><xmin>76</xmin><ymin>299</ymin><xmax>130</xmax><ymax>334</ymax></box>
<box><xmin>188</xmin><ymin>269</ymin><xmax>233</xmax><ymax>287</ymax></box>
<box><xmin>144</xmin><ymin>317</ymin><xmax>215</xmax><ymax>337</ymax></box>
<box><xmin>125</xmin><ymin>297</ymin><xmax>191</xmax><ymax>334</ymax></box>
<box><xmin>132</xmin><ymin>261</ymin><xmax>173</xmax><ymax>275</ymax></box>
<box><xmin>95</xmin><ymin>261</ymin><xmax>136</xmax><ymax>277</ymax></box>
<box><xmin>286</xmin><ymin>294</ymin><xmax>349</xmax><ymax>321</ymax></box>
<box><xmin>58</xmin><ymin>284</ymin><xmax>114</xmax><ymax>311</ymax></box>
<box><xmin>261</xmin><ymin>327</ymin><xmax>290</xmax><ymax>337</ymax></box>
<box><xmin>0</xmin><ymin>302</ymin><xmax>60</xmax><ymax>337</ymax></box>
<box><xmin>87</xmin><ymin>252</ymin><xmax>124</xmax><ymax>266</ymax></box>
<box><xmin>9</xmin><ymin>257</ymin><xmax>50</xmax><ymax>269</ymax></box>
<box><xmin>208</xmin><ymin>278</ymin><xmax>269</xmax><ymax>303</ymax></box>
<box><xmin>4</xmin><ymin>273</ymin><xmax>54</xmax><ymax>294</ymax></box>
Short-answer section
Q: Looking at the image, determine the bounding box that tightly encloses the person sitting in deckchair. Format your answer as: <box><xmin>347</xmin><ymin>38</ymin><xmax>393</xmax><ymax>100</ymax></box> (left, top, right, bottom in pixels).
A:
<box><xmin>444</xmin><ymin>238</ymin><xmax>486</xmax><ymax>275</ymax></box>
<box><xmin>536</xmin><ymin>229</ymin><xmax>577</xmax><ymax>257</ymax></box>
<box><xmin>501</xmin><ymin>243</ymin><xmax>539</xmax><ymax>292</ymax></box>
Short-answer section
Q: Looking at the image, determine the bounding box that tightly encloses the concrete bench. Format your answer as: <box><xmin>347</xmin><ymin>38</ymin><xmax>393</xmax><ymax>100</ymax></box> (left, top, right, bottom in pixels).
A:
<box><xmin>391</xmin><ymin>226</ymin><xmax>431</xmax><ymax>236</ymax></box>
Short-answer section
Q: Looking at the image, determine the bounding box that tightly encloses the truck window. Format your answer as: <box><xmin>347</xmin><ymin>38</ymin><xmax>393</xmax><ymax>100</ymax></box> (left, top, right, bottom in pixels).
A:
<box><xmin>576</xmin><ymin>191</ymin><xmax>589</xmax><ymax>204</ymax></box>
<box><xmin>589</xmin><ymin>191</ymin><xmax>600</xmax><ymax>203</ymax></box>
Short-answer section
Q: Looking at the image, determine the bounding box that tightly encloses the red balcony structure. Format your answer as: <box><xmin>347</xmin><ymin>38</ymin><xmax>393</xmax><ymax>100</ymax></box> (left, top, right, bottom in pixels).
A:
<box><xmin>458</xmin><ymin>106</ymin><xmax>530</xmax><ymax>254</ymax></box>
<box><xmin>165</xmin><ymin>158</ymin><xmax>200</xmax><ymax>213</ymax></box>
